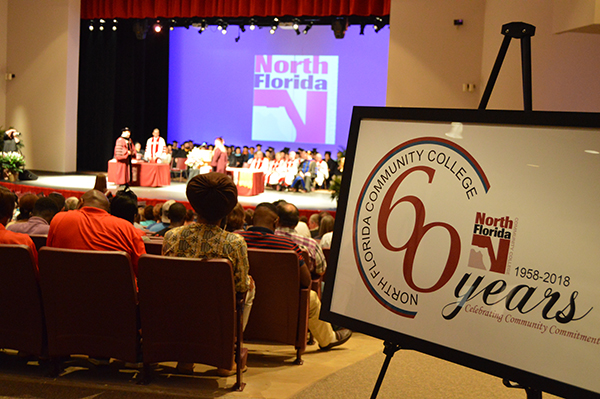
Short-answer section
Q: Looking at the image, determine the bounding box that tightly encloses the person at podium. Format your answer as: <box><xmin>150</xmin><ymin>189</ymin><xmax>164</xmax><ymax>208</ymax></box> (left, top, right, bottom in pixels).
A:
<box><xmin>113</xmin><ymin>127</ymin><xmax>135</xmax><ymax>186</ymax></box>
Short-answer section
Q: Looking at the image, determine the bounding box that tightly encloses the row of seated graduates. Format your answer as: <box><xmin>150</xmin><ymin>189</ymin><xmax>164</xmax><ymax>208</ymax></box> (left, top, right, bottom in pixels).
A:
<box><xmin>0</xmin><ymin>186</ymin><xmax>333</xmax><ymax>391</ymax></box>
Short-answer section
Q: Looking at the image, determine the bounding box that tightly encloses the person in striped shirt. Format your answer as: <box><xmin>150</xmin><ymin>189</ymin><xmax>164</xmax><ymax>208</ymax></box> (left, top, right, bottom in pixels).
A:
<box><xmin>239</xmin><ymin>202</ymin><xmax>351</xmax><ymax>351</ymax></box>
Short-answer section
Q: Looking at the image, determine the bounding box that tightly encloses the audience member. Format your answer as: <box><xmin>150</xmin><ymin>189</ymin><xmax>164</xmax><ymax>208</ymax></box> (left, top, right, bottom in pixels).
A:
<box><xmin>318</xmin><ymin>215</ymin><xmax>335</xmax><ymax>245</ymax></box>
<box><xmin>239</xmin><ymin>203</ymin><xmax>351</xmax><ymax>350</ymax></box>
<box><xmin>308</xmin><ymin>213</ymin><xmax>320</xmax><ymax>238</ymax></box>
<box><xmin>11</xmin><ymin>193</ymin><xmax>38</xmax><ymax>225</ymax></box>
<box><xmin>48</xmin><ymin>192</ymin><xmax>66</xmax><ymax>212</ymax></box>
<box><xmin>184</xmin><ymin>208</ymin><xmax>196</xmax><ymax>225</ymax></box>
<box><xmin>163</xmin><ymin>172</ymin><xmax>254</xmax><ymax>376</ymax></box>
<box><xmin>7</xmin><ymin>197</ymin><xmax>59</xmax><ymax>235</ymax></box>
<box><xmin>295</xmin><ymin>218</ymin><xmax>311</xmax><ymax>238</ymax></box>
<box><xmin>47</xmin><ymin>189</ymin><xmax>146</xmax><ymax>276</ymax></box>
<box><xmin>148</xmin><ymin>200</ymin><xmax>175</xmax><ymax>233</ymax></box>
<box><xmin>0</xmin><ymin>187</ymin><xmax>38</xmax><ymax>265</ymax></box>
<box><xmin>64</xmin><ymin>196</ymin><xmax>80</xmax><ymax>211</ymax></box>
<box><xmin>110</xmin><ymin>189</ymin><xmax>147</xmax><ymax>239</ymax></box>
<box><xmin>156</xmin><ymin>202</ymin><xmax>186</xmax><ymax>236</ymax></box>
<box><xmin>140</xmin><ymin>205</ymin><xmax>155</xmax><ymax>227</ymax></box>
<box><xmin>244</xmin><ymin>208</ymin><xmax>254</xmax><ymax>228</ymax></box>
<box><xmin>275</xmin><ymin>201</ymin><xmax>327</xmax><ymax>277</ymax></box>
<box><xmin>224</xmin><ymin>203</ymin><xmax>245</xmax><ymax>232</ymax></box>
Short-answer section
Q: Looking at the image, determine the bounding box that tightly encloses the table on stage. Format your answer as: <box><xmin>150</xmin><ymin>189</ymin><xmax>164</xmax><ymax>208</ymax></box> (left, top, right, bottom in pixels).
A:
<box><xmin>186</xmin><ymin>168</ymin><xmax>264</xmax><ymax>196</ymax></box>
<box><xmin>107</xmin><ymin>159</ymin><xmax>171</xmax><ymax>187</ymax></box>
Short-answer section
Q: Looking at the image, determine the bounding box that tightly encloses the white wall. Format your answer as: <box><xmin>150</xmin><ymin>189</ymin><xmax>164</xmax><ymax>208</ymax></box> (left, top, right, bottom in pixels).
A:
<box><xmin>5</xmin><ymin>0</ymin><xmax>80</xmax><ymax>172</ymax></box>
<box><xmin>387</xmin><ymin>0</ymin><xmax>600</xmax><ymax>112</ymax></box>
<box><xmin>482</xmin><ymin>0</ymin><xmax>600</xmax><ymax>111</ymax></box>
<box><xmin>0</xmin><ymin>0</ymin><xmax>7</xmax><ymax>125</ymax></box>
<box><xmin>387</xmin><ymin>0</ymin><xmax>486</xmax><ymax>108</ymax></box>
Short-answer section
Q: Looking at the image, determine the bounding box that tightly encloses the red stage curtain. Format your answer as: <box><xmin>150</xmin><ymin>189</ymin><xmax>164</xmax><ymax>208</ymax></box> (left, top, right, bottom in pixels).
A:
<box><xmin>81</xmin><ymin>0</ymin><xmax>390</xmax><ymax>19</ymax></box>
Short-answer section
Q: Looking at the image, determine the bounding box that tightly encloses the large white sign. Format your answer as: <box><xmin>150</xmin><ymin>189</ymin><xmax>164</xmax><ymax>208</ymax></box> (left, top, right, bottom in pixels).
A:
<box><xmin>324</xmin><ymin>108</ymin><xmax>600</xmax><ymax>398</ymax></box>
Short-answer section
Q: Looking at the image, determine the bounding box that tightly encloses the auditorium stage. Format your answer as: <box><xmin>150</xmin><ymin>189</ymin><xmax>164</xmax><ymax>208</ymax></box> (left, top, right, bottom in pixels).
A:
<box><xmin>3</xmin><ymin>172</ymin><xmax>338</xmax><ymax>212</ymax></box>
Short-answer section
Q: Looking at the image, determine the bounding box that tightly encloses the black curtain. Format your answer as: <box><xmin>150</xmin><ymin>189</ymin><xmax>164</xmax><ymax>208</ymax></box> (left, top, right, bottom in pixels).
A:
<box><xmin>77</xmin><ymin>19</ymin><xmax>169</xmax><ymax>172</ymax></box>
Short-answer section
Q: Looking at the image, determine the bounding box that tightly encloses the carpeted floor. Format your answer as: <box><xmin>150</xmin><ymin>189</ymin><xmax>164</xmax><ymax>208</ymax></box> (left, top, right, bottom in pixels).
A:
<box><xmin>292</xmin><ymin>350</ymin><xmax>562</xmax><ymax>399</ymax></box>
<box><xmin>0</xmin><ymin>340</ymin><xmax>565</xmax><ymax>399</ymax></box>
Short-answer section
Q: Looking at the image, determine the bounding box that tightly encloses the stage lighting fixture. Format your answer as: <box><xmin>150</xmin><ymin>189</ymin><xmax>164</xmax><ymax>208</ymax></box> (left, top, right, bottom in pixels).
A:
<box><xmin>374</xmin><ymin>17</ymin><xmax>384</xmax><ymax>33</ymax></box>
<box><xmin>303</xmin><ymin>22</ymin><xmax>313</xmax><ymax>35</ymax></box>
<box><xmin>249</xmin><ymin>18</ymin><xmax>257</xmax><ymax>30</ymax></box>
<box><xmin>239</xmin><ymin>24</ymin><xmax>246</xmax><ymax>33</ymax></box>
<box><xmin>293</xmin><ymin>18</ymin><xmax>301</xmax><ymax>35</ymax></box>
<box><xmin>99</xmin><ymin>18</ymin><xmax>105</xmax><ymax>31</ymax></box>
<box><xmin>113</xmin><ymin>25</ymin><xmax>117</xmax><ymax>31</ymax></box>
<box><xmin>270</xmin><ymin>20</ymin><xmax>278</xmax><ymax>34</ymax></box>
<box><xmin>99</xmin><ymin>25</ymin><xmax>104</xmax><ymax>31</ymax></box>
<box><xmin>220</xmin><ymin>21</ymin><xmax>229</xmax><ymax>34</ymax></box>
<box><xmin>359</xmin><ymin>24</ymin><xmax>366</xmax><ymax>35</ymax></box>
<box><xmin>88</xmin><ymin>21</ymin><xmax>94</xmax><ymax>31</ymax></box>
<box><xmin>332</xmin><ymin>17</ymin><xmax>348</xmax><ymax>39</ymax></box>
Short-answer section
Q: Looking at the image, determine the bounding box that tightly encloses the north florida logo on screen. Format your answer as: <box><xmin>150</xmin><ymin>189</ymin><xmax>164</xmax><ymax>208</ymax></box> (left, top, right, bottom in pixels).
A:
<box><xmin>252</xmin><ymin>55</ymin><xmax>338</xmax><ymax>144</ymax></box>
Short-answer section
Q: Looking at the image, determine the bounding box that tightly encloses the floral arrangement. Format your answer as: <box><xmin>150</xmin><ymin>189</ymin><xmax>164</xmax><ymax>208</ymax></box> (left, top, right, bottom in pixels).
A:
<box><xmin>1</xmin><ymin>151</ymin><xmax>25</xmax><ymax>173</ymax></box>
<box><xmin>330</xmin><ymin>174</ymin><xmax>342</xmax><ymax>203</ymax></box>
<box><xmin>185</xmin><ymin>147</ymin><xmax>213</xmax><ymax>169</ymax></box>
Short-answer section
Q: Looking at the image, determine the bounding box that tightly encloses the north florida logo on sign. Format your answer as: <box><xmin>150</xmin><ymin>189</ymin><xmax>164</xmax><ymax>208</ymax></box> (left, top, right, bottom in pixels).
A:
<box><xmin>353</xmin><ymin>137</ymin><xmax>492</xmax><ymax>318</ymax></box>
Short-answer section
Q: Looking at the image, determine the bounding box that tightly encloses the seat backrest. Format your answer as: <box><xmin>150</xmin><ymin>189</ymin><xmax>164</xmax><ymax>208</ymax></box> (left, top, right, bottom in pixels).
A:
<box><xmin>244</xmin><ymin>248</ymin><xmax>309</xmax><ymax>348</ymax></box>
<box><xmin>38</xmin><ymin>247</ymin><xmax>139</xmax><ymax>363</ymax></box>
<box><xmin>137</xmin><ymin>255</ymin><xmax>236</xmax><ymax>369</ymax></box>
<box><xmin>144</xmin><ymin>239</ymin><xmax>163</xmax><ymax>255</ymax></box>
<box><xmin>29</xmin><ymin>234</ymin><xmax>48</xmax><ymax>252</ymax></box>
<box><xmin>0</xmin><ymin>244</ymin><xmax>45</xmax><ymax>356</ymax></box>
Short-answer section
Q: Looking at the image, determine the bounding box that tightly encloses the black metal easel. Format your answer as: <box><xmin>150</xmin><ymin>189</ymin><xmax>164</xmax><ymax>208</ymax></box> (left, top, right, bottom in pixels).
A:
<box><xmin>370</xmin><ymin>341</ymin><xmax>402</xmax><ymax>399</ymax></box>
<box><xmin>370</xmin><ymin>21</ymin><xmax>540</xmax><ymax>399</ymax></box>
<box><xmin>503</xmin><ymin>379</ymin><xmax>543</xmax><ymax>399</ymax></box>
<box><xmin>478</xmin><ymin>22</ymin><xmax>536</xmax><ymax>111</ymax></box>
<box><xmin>480</xmin><ymin>20</ymin><xmax>542</xmax><ymax>399</ymax></box>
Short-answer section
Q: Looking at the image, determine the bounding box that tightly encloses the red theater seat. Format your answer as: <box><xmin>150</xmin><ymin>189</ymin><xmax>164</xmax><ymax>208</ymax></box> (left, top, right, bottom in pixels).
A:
<box><xmin>38</xmin><ymin>247</ymin><xmax>140</xmax><ymax>371</ymax></box>
<box><xmin>0</xmin><ymin>244</ymin><xmax>46</xmax><ymax>357</ymax></box>
<box><xmin>137</xmin><ymin>255</ymin><xmax>246</xmax><ymax>391</ymax></box>
<box><xmin>244</xmin><ymin>248</ymin><xmax>309</xmax><ymax>365</ymax></box>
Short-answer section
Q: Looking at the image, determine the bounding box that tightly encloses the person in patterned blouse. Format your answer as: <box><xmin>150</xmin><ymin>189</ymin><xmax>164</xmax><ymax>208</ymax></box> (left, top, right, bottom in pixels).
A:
<box><xmin>162</xmin><ymin>172</ymin><xmax>255</xmax><ymax>376</ymax></box>
<box><xmin>162</xmin><ymin>172</ymin><xmax>254</xmax><ymax>327</ymax></box>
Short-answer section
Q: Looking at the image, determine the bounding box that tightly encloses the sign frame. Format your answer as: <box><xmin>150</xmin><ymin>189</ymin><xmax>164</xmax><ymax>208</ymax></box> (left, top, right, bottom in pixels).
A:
<box><xmin>320</xmin><ymin>107</ymin><xmax>600</xmax><ymax>399</ymax></box>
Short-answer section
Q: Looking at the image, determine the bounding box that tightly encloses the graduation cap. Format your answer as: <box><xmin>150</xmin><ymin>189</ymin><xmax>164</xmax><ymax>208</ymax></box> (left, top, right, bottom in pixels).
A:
<box><xmin>282</xmin><ymin>147</ymin><xmax>290</xmax><ymax>154</ymax></box>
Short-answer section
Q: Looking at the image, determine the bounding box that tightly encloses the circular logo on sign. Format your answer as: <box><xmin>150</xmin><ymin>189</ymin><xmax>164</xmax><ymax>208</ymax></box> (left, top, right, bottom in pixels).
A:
<box><xmin>352</xmin><ymin>137</ymin><xmax>490</xmax><ymax>318</ymax></box>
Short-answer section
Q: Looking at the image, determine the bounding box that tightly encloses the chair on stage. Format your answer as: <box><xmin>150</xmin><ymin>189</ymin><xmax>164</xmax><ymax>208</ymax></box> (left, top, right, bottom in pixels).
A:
<box><xmin>0</xmin><ymin>244</ymin><xmax>46</xmax><ymax>357</ymax></box>
<box><xmin>38</xmin><ymin>247</ymin><xmax>140</xmax><ymax>373</ymax></box>
<box><xmin>29</xmin><ymin>234</ymin><xmax>47</xmax><ymax>252</ymax></box>
<box><xmin>171</xmin><ymin>157</ymin><xmax>188</xmax><ymax>182</ymax></box>
<box><xmin>244</xmin><ymin>248</ymin><xmax>309</xmax><ymax>365</ymax></box>
<box><xmin>137</xmin><ymin>255</ymin><xmax>246</xmax><ymax>391</ymax></box>
<box><xmin>144</xmin><ymin>238</ymin><xmax>163</xmax><ymax>255</ymax></box>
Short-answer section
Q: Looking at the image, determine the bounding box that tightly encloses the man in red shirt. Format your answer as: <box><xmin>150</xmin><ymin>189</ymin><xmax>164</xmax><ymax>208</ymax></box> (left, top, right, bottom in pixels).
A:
<box><xmin>47</xmin><ymin>190</ymin><xmax>146</xmax><ymax>276</ymax></box>
<box><xmin>0</xmin><ymin>186</ymin><xmax>38</xmax><ymax>266</ymax></box>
